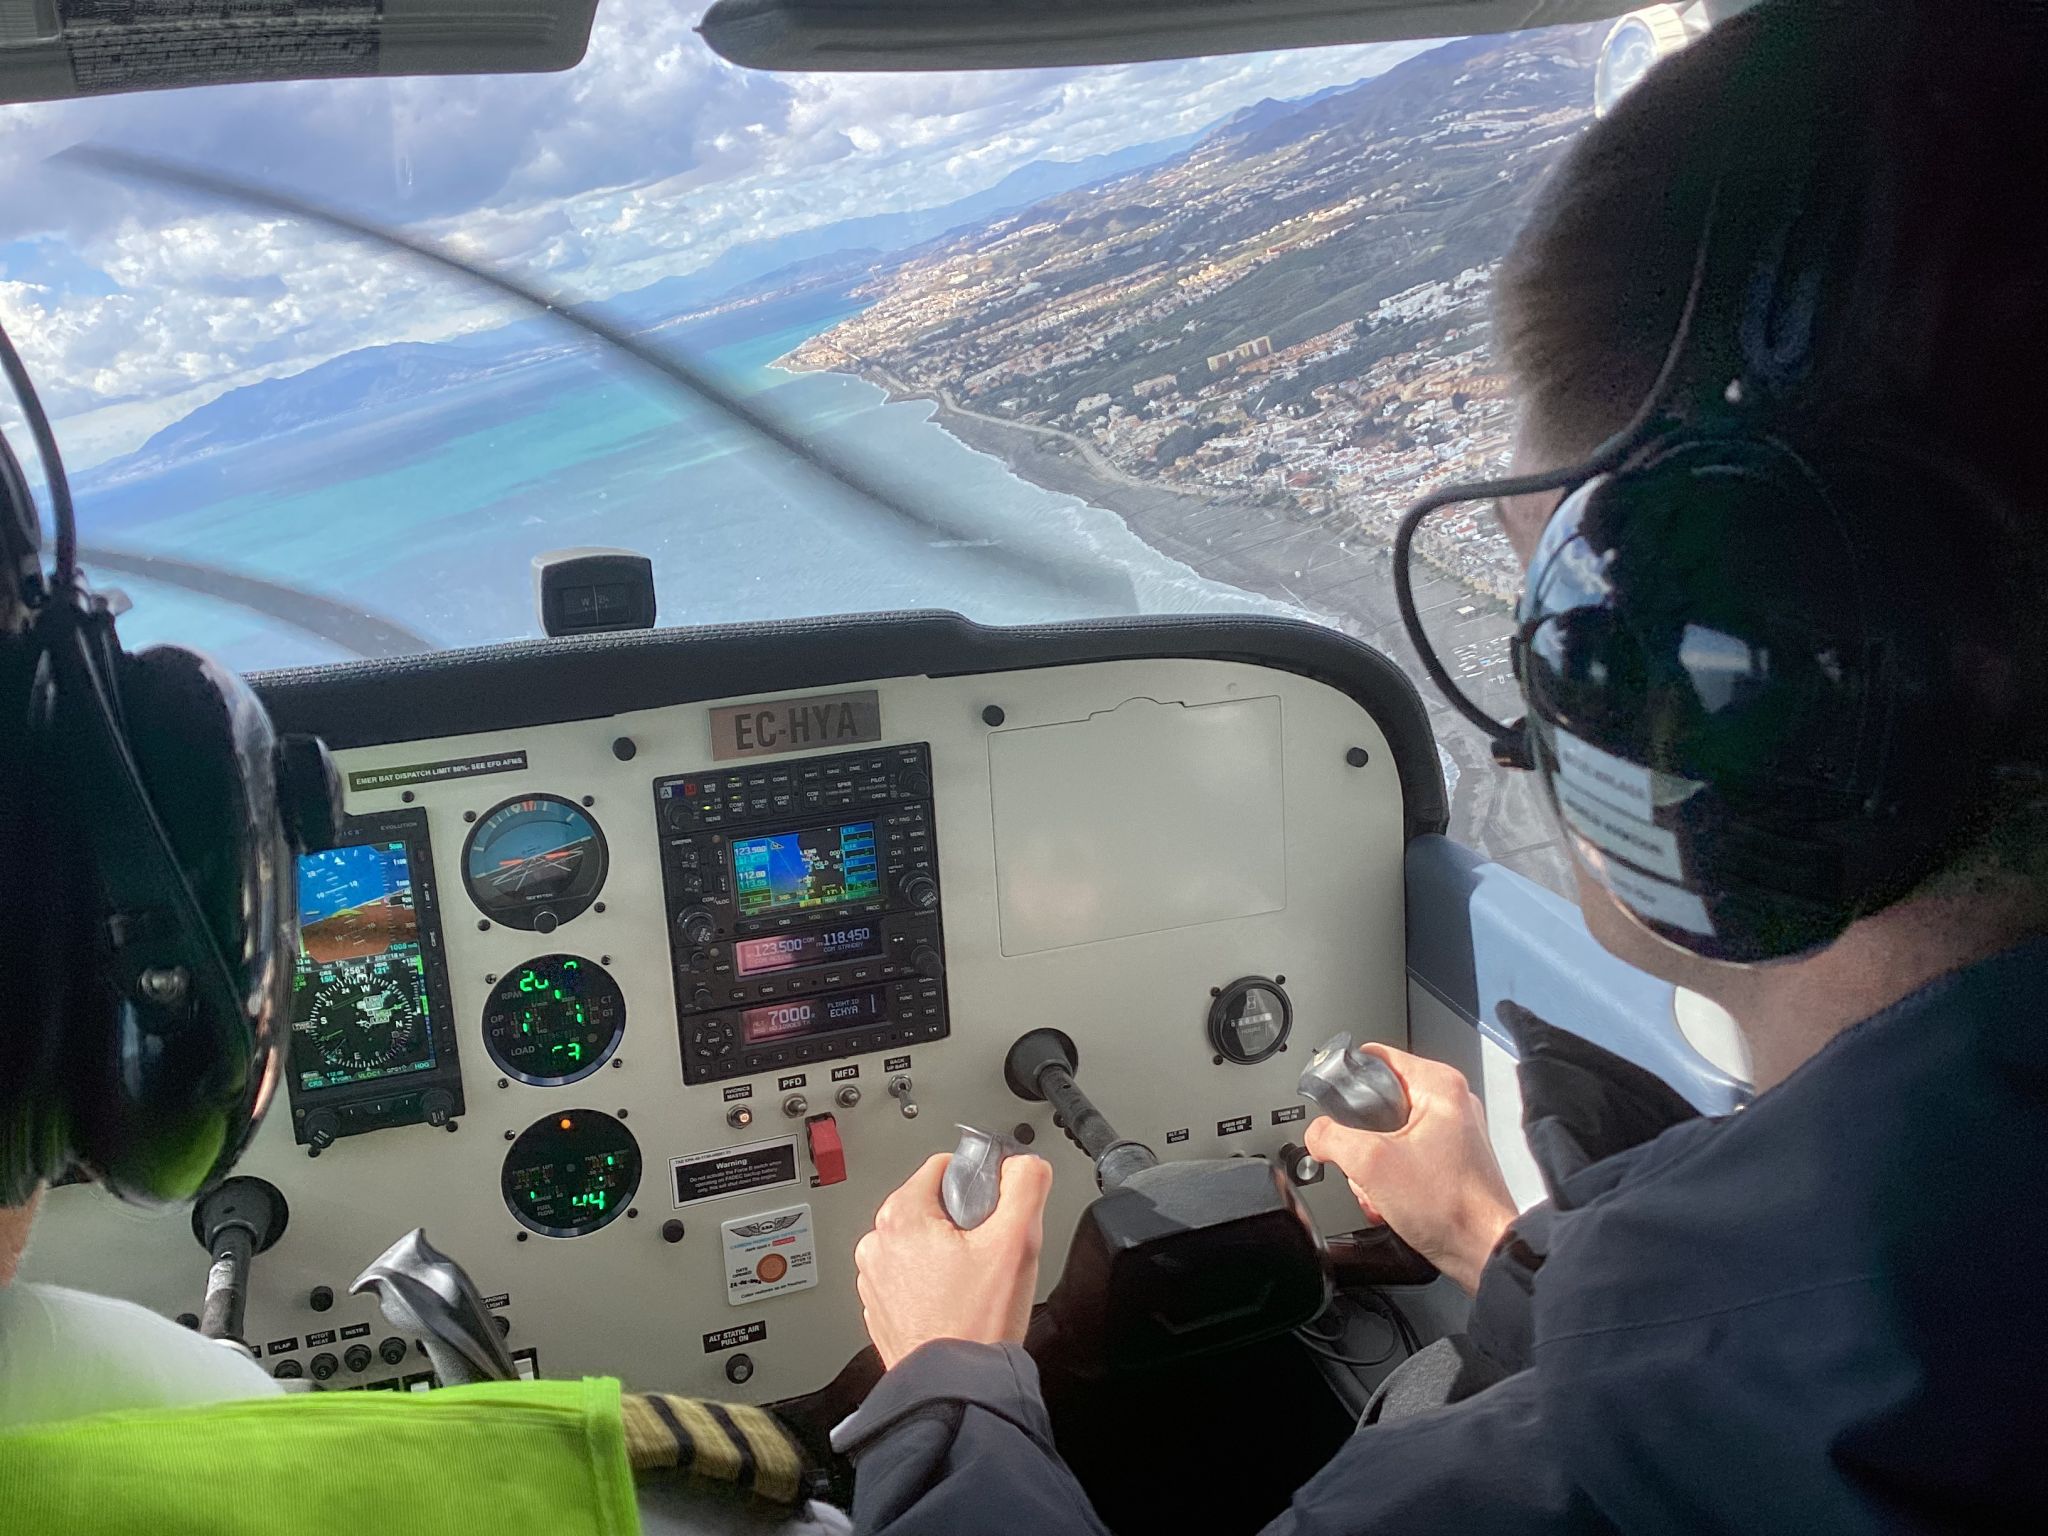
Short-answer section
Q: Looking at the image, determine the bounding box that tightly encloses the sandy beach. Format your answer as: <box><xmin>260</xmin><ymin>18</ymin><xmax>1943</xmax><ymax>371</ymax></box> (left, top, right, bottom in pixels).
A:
<box><xmin>841</xmin><ymin>361</ymin><xmax>1572</xmax><ymax>895</ymax></box>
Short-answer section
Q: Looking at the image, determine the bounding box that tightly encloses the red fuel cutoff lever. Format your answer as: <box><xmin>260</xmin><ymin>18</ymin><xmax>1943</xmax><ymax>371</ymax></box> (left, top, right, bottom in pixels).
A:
<box><xmin>805</xmin><ymin>1114</ymin><xmax>847</xmax><ymax>1186</ymax></box>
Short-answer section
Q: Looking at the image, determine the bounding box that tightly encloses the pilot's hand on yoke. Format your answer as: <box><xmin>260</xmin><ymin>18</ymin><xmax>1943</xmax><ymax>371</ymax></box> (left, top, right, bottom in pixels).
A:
<box><xmin>1305</xmin><ymin>1042</ymin><xmax>1517</xmax><ymax>1294</ymax></box>
<box><xmin>854</xmin><ymin>1151</ymin><xmax>1053</xmax><ymax>1369</ymax></box>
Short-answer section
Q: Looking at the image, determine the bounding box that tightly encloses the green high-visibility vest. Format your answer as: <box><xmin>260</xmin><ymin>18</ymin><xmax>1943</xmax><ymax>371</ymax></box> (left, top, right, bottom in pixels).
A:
<box><xmin>0</xmin><ymin>1376</ymin><xmax>639</xmax><ymax>1536</ymax></box>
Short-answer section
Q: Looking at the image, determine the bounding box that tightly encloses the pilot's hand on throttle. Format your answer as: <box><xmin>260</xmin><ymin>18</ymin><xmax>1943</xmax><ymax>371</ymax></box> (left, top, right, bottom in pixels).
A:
<box><xmin>1304</xmin><ymin>1043</ymin><xmax>1517</xmax><ymax>1295</ymax></box>
<box><xmin>854</xmin><ymin>1151</ymin><xmax>1053</xmax><ymax>1370</ymax></box>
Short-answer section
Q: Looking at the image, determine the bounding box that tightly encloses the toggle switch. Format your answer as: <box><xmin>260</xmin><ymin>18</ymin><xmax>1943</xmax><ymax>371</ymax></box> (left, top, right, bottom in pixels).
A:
<box><xmin>805</xmin><ymin>1114</ymin><xmax>847</xmax><ymax>1186</ymax></box>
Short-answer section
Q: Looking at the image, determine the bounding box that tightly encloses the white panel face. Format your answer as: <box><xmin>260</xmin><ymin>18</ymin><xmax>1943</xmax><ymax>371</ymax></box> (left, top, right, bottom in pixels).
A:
<box><xmin>23</xmin><ymin>656</ymin><xmax>1409</xmax><ymax>1405</ymax></box>
<box><xmin>991</xmin><ymin>695</ymin><xmax>1286</xmax><ymax>955</ymax></box>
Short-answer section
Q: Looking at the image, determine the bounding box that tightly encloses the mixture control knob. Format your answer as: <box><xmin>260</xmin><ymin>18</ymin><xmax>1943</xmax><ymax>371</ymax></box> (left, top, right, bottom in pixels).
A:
<box><xmin>378</xmin><ymin>1336</ymin><xmax>409</xmax><ymax>1367</ymax></box>
<box><xmin>888</xmin><ymin>1075</ymin><xmax>919</xmax><ymax>1120</ymax></box>
<box><xmin>909</xmin><ymin>945</ymin><xmax>943</xmax><ymax>979</ymax></box>
<box><xmin>894</xmin><ymin>872</ymin><xmax>938</xmax><ymax>913</ymax></box>
<box><xmin>422</xmin><ymin>1089</ymin><xmax>454</xmax><ymax>1128</ymax></box>
<box><xmin>676</xmin><ymin>907</ymin><xmax>717</xmax><ymax>946</ymax></box>
<box><xmin>309</xmin><ymin>1352</ymin><xmax>340</xmax><ymax>1381</ymax></box>
<box><xmin>304</xmin><ymin>1110</ymin><xmax>340</xmax><ymax>1152</ymax></box>
<box><xmin>344</xmin><ymin>1343</ymin><xmax>374</xmax><ymax>1373</ymax></box>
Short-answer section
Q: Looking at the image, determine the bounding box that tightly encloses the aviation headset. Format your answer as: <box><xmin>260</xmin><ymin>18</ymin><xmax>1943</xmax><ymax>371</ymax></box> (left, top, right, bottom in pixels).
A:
<box><xmin>0</xmin><ymin>315</ymin><xmax>339</xmax><ymax>1209</ymax></box>
<box><xmin>1394</xmin><ymin>72</ymin><xmax>2025</xmax><ymax>965</ymax></box>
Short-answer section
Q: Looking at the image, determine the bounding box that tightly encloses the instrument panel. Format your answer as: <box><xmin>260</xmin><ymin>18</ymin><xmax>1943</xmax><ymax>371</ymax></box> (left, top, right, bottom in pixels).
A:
<box><xmin>25</xmin><ymin>618</ymin><xmax>1434</xmax><ymax>1404</ymax></box>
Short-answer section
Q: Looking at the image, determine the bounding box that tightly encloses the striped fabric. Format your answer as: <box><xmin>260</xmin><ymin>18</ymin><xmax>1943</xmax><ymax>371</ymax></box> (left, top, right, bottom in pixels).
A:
<box><xmin>622</xmin><ymin>1392</ymin><xmax>811</xmax><ymax>1504</ymax></box>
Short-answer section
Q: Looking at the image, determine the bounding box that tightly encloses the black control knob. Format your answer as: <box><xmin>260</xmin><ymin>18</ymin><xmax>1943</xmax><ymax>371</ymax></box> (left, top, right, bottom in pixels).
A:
<box><xmin>310</xmin><ymin>1352</ymin><xmax>340</xmax><ymax>1381</ymax></box>
<box><xmin>308</xmin><ymin>1285</ymin><xmax>334</xmax><ymax>1312</ymax></box>
<box><xmin>304</xmin><ymin>1110</ymin><xmax>340</xmax><ymax>1152</ymax></box>
<box><xmin>895</xmin><ymin>871</ymin><xmax>938</xmax><ymax>913</ymax></box>
<box><xmin>664</xmin><ymin>800</ymin><xmax>693</xmax><ymax>832</ymax></box>
<box><xmin>378</xmin><ymin>1336</ymin><xmax>409</xmax><ymax>1367</ymax></box>
<box><xmin>910</xmin><ymin>945</ymin><xmax>944</xmax><ymax>980</ymax></box>
<box><xmin>344</xmin><ymin>1343</ymin><xmax>374</xmax><ymax>1373</ymax></box>
<box><xmin>677</xmin><ymin>907</ymin><xmax>717</xmax><ymax>946</ymax></box>
<box><xmin>273</xmin><ymin>1358</ymin><xmax>304</xmax><ymax>1380</ymax></box>
<box><xmin>687</xmin><ymin>949</ymin><xmax>711</xmax><ymax>973</ymax></box>
<box><xmin>422</xmin><ymin>1089</ymin><xmax>454</xmax><ymax>1128</ymax></box>
<box><xmin>534</xmin><ymin>910</ymin><xmax>559</xmax><ymax>935</ymax></box>
<box><xmin>893</xmin><ymin>764</ymin><xmax>931</xmax><ymax>797</ymax></box>
<box><xmin>493</xmin><ymin>1315</ymin><xmax>511</xmax><ymax>1337</ymax></box>
<box><xmin>725</xmin><ymin>1353</ymin><xmax>755</xmax><ymax>1385</ymax></box>
<box><xmin>691</xmin><ymin>986</ymin><xmax>716</xmax><ymax>1011</ymax></box>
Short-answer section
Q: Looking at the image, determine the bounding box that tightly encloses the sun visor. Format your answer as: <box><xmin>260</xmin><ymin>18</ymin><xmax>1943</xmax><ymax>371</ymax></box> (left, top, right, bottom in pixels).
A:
<box><xmin>0</xmin><ymin>0</ymin><xmax>598</xmax><ymax>105</ymax></box>
<box><xmin>696</xmin><ymin>0</ymin><xmax>1646</xmax><ymax>73</ymax></box>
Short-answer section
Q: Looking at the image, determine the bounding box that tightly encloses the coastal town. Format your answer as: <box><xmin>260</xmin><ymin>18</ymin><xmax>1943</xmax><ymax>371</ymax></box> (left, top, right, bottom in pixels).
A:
<box><xmin>772</xmin><ymin>25</ymin><xmax>1604</xmax><ymax>889</ymax></box>
<box><xmin>780</xmin><ymin>27</ymin><xmax>1603</xmax><ymax>616</ymax></box>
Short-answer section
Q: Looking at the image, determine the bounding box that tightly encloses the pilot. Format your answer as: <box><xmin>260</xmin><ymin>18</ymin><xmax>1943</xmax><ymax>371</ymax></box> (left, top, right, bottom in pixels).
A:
<box><xmin>835</xmin><ymin>3</ymin><xmax>2048</xmax><ymax>1528</ymax></box>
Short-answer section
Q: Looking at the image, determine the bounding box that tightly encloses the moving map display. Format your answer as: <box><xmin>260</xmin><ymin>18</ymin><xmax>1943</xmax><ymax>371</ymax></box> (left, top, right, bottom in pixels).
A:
<box><xmin>731</xmin><ymin>820</ymin><xmax>879</xmax><ymax>918</ymax></box>
<box><xmin>291</xmin><ymin>840</ymin><xmax>437</xmax><ymax>1092</ymax></box>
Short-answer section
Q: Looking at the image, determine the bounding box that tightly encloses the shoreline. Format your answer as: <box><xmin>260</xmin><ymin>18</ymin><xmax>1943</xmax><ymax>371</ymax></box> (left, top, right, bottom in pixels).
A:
<box><xmin>809</xmin><ymin>354</ymin><xmax>1572</xmax><ymax>893</ymax></box>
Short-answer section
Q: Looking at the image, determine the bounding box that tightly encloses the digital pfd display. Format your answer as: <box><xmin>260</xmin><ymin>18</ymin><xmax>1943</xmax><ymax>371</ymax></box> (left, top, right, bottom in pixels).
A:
<box><xmin>291</xmin><ymin>840</ymin><xmax>435</xmax><ymax>1092</ymax></box>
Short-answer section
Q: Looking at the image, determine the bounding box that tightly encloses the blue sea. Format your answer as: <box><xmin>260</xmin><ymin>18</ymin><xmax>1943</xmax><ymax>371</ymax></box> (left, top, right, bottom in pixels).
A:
<box><xmin>78</xmin><ymin>289</ymin><xmax>1297</xmax><ymax>674</ymax></box>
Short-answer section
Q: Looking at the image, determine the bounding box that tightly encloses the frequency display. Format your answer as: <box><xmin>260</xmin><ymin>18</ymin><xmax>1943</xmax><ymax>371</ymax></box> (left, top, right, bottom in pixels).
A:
<box><xmin>733</xmin><ymin>922</ymin><xmax>883</xmax><ymax>976</ymax></box>
<box><xmin>730</xmin><ymin>821</ymin><xmax>879</xmax><ymax>918</ymax></box>
<box><xmin>291</xmin><ymin>841</ymin><xmax>436</xmax><ymax>1092</ymax></box>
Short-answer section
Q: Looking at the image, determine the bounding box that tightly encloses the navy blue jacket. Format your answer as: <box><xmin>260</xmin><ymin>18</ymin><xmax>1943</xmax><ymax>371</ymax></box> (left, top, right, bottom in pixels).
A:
<box><xmin>832</xmin><ymin>941</ymin><xmax>2048</xmax><ymax>1531</ymax></box>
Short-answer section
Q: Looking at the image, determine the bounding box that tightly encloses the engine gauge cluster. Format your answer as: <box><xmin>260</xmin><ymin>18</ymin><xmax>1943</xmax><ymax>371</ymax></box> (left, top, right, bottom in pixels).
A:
<box><xmin>482</xmin><ymin>955</ymin><xmax>626</xmax><ymax>1086</ymax></box>
<box><xmin>463</xmin><ymin>795</ymin><xmax>608</xmax><ymax>932</ymax></box>
<box><xmin>501</xmin><ymin>1110</ymin><xmax>641</xmax><ymax>1238</ymax></box>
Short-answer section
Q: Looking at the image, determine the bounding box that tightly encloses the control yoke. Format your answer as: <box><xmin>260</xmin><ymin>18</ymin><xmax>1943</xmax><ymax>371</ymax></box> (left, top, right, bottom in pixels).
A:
<box><xmin>352</xmin><ymin>1228</ymin><xmax>518</xmax><ymax>1387</ymax></box>
<box><xmin>999</xmin><ymin>1029</ymin><xmax>1330</xmax><ymax>1375</ymax></box>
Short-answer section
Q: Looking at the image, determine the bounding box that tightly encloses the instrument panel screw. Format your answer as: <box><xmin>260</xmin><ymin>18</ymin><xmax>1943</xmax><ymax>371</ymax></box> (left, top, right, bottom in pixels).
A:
<box><xmin>498</xmin><ymin>1078</ymin><xmax>509</xmax><ymax>1090</ymax></box>
<box><xmin>477</xmin><ymin>919</ymin><xmax>491</xmax><ymax>932</ymax></box>
<box><xmin>503</xmin><ymin>1129</ymin><xmax>516</xmax><ymax>1141</ymax></box>
<box><xmin>516</xmin><ymin>1232</ymin><xmax>528</xmax><ymax>1242</ymax></box>
<box><xmin>401</xmin><ymin>790</ymin><xmax>416</xmax><ymax>803</ymax></box>
<box><xmin>611</xmin><ymin>1059</ymin><xmax>623</xmax><ymax>1069</ymax></box>
<box><xmin>581</xmin><ymin>795</ymin><xmax>595</xmax><ymax>807</ymax></box>
<box><xmin>594</xmin><ymin>902</ymin><xmax>607</xmax><ymax>914</ymax></box>
<box><xmin>1346</xmin><ymin>747</ymin><xmax>1370</xmax><ymax>768</ymax></box>
<box><xmin>464</xmin><ymin>810</ymin><xmax>477</xmax><ymax>823</ymax></box>
<box><xmin>626</xmin><ymin>1208</ymin><xmax>639</xmax><ymax>1220</ymax></box>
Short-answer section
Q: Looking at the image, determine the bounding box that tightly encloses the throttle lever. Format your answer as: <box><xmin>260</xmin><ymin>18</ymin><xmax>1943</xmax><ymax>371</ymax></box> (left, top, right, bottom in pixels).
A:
<box><xmin>941</xmin><ymin>1124</ymin><xmax>1032</xmax><ymax>1229</ymax></box>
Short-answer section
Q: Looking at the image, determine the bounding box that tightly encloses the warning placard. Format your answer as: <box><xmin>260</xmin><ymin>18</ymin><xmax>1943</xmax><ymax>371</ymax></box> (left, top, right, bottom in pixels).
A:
<box><xmin>672</xmin><ymin>1136</ymin><xmax>799</xmax><ymax>1207</ymax></box>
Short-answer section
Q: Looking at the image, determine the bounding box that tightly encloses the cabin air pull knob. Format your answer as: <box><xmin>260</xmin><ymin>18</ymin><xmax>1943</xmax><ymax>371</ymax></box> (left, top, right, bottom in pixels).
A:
<box><xmin>1297</xmin><ymin>1032</ymin><xmax>1410</xmax><ymax>1133</ymax></box>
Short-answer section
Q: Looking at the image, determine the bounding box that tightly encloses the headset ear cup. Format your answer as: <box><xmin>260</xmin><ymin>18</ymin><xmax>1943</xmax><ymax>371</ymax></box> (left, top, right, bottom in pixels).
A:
<box><xmin>64</xmin><ymin>642</ymin><xmax>292</xmax><ymax>1202</ymax></box>
<box><xmin>0</xmin><ymin>631</ymin><xmax>89</xmax><ymax>1203</ymax></box>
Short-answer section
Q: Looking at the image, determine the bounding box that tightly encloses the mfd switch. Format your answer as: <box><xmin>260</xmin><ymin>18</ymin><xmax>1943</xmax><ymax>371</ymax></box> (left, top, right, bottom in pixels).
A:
<box><xmin>805</xmin><ymin>1114</ymin><xmax>847</xmax><ymax>1186</ymax></box>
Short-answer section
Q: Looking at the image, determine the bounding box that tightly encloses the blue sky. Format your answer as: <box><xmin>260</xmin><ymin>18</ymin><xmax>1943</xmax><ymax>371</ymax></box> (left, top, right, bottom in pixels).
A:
<box><xmin>0</xmin><ymin>1</ymin><xmax>1430</xmax><ymax>469</ymax></box>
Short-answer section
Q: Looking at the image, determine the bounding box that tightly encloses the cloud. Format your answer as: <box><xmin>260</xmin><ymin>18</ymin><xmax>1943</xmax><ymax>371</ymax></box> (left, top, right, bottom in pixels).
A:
<box><xmin>0</xmin><ymin>0</ymin><xmax>1441</xmax><ymax>465</ymax></box>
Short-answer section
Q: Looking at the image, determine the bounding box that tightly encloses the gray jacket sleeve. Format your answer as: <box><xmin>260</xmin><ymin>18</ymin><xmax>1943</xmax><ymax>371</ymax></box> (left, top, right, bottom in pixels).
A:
<box><xmin>833</xmin><ymin>1340</ymin><xmax>1611</xmax><ymax>1536</ymax></box>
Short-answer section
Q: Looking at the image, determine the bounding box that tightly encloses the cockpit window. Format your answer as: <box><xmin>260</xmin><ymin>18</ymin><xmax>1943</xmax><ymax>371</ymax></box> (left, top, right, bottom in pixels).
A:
<box><xmin>1</xmin><ymin>5</ymin><xmax>1691</xmax><ymax>887</ymax></box>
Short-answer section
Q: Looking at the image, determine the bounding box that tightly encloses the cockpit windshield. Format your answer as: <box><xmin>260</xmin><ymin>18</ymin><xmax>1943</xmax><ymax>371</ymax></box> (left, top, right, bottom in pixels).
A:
<box><xmin>1</xmin><ymin>3</ymin><xmax>1675</xmax><ymax>890</ymax></box>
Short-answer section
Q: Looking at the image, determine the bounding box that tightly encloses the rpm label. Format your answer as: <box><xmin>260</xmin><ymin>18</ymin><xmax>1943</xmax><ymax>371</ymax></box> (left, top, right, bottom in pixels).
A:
<box><xmin>721</xmin><ymin>1204</ymin><xmax>818</xmax><ymax>1307</ymax></box>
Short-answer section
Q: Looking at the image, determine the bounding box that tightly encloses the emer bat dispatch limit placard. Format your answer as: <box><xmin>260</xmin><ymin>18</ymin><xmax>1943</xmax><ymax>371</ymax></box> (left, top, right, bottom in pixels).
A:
<box><xmin>285</xmin><ymin>808</ymin><xmax>464</xmax><ymax>1147</ymax></box>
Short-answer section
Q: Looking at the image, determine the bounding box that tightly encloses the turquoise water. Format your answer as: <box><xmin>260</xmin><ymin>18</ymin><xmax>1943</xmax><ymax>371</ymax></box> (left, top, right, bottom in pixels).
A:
<box><xmin>82</xmin><ymin>289</ymin><xmax>1295</xmax><ymax>673</ymax></box>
